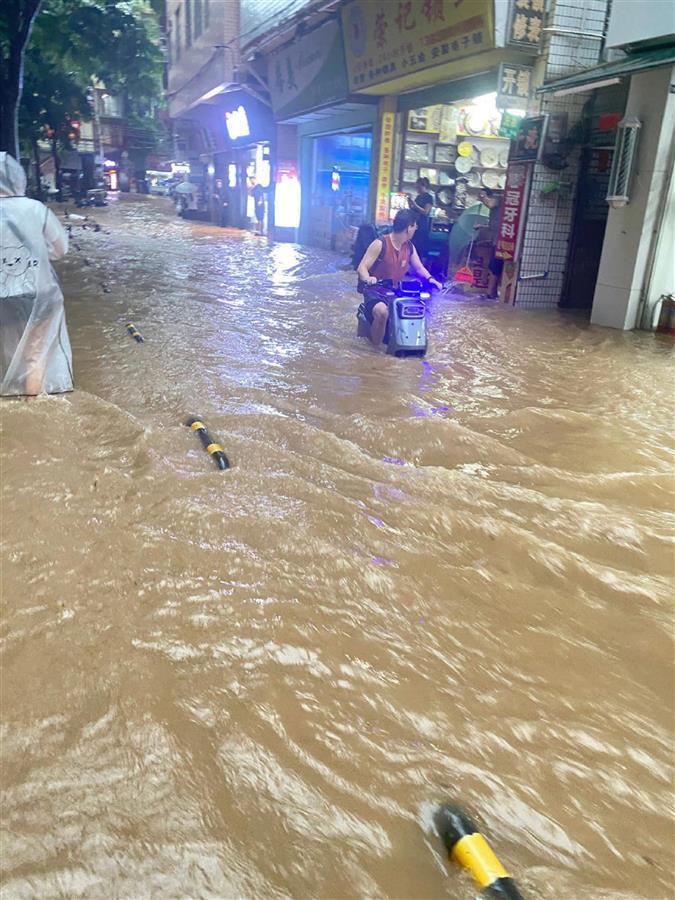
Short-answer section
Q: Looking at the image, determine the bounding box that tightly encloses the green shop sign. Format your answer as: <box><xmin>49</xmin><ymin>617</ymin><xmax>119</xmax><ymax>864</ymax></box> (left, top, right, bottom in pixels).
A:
<box><xmin>268</xmin><ymin>19</ymin><xmax>349</xmax><ymax>120</ymax></box>
<box><xmin>499</xmin><ymin>111</ymin><xmax>524</xmax><ymax>140</ymax></box>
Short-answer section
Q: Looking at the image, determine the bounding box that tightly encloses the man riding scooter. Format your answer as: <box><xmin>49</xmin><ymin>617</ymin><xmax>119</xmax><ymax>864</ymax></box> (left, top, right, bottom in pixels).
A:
<box><xmin>357</xmin><ymin>209</ymin><xmax>442</xmax><ymax>349</ymax></box>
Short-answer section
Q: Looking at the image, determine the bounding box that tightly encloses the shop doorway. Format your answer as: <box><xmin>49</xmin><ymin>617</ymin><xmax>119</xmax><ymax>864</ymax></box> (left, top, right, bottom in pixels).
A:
<box><xmin>309</xmin><ymin>131</ymin><xmax>372</xmax><ymax>251</ymax></box>
<box><xmin>395</xmin><ymin>93</ymin><xmax>510</xmax><ymax>285</ymax></box>
<box><xmin>560</xmin><ymin>145</ymin><xmax>612</xmax><ymax>310</ymax></box>
<box><xmin>215</xmin><ymin>144</ymin><xmax>270</xmax><ymax>231</ymax></box>
<box><xmin>560</xmin><ymin>86</ymin><xmax>627</xmax><ymax>310</ymax></box>
<box><xmin>244</xmin><ymin>143</ymin><xmax>271</xmax><ymax>235</ymax></box>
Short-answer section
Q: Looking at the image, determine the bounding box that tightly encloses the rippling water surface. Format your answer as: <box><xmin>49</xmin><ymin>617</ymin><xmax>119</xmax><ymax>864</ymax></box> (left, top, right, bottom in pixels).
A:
<box><xmin>1</xmin><ymin>195</ymin><xmax>673</xmax><ymax>899</ymax></box>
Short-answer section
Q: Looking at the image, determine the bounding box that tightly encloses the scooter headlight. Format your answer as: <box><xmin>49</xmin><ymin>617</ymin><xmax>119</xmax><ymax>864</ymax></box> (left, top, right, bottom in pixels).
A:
<box><xmin>420</xmin><ymin>292</ymin><xmax>430</xmax><ymax>300</ymax></box>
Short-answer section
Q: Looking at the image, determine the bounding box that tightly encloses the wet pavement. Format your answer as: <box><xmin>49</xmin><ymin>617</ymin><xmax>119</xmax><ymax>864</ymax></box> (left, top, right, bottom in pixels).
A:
<box><xmin>1</xmin><ymin>194</ymin><xmax>673</xmax><ymax>898</ymax></box>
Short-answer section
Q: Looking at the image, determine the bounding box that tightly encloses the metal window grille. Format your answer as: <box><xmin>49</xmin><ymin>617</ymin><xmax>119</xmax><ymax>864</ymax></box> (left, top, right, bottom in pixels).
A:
<box><xmin>606</xmin><ymin>116</ymin><xmax>641</xmax><ymax>208</ymax></box>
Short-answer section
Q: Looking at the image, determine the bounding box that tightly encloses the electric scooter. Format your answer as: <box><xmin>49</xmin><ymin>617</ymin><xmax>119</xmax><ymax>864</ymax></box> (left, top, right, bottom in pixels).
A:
<box><xmin>357</xmin><ymin>279</ymin><xmax>430</xmax><ymax>357</ymax></box>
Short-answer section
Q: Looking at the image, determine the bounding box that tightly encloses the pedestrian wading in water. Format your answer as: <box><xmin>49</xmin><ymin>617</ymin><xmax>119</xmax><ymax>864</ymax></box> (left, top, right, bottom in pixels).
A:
<box><xmin>0</xmin><ymin>152</ymin><xmax>73</xmax><ymax>397</ymax></box>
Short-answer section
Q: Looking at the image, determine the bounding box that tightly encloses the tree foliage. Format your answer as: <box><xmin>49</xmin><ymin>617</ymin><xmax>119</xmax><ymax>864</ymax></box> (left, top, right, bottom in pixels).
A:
<box><xmin>0</xmin><ymin>0</ymin><xmax>43</xmax><ymax>156</ymax></box>
<box><xmin>2</xmin><ymin>0</ymin><xmax>165</xmax><ymax>158</ymax></box>
<box><xmin>21</xmin><ymin>53</ymin><xmax>90</xmax><ymax>147</ymax></box>
<box><xmin>29</xmin><ymin>0</ymin><xmax>164</xmax><ymax>107</ymax></box>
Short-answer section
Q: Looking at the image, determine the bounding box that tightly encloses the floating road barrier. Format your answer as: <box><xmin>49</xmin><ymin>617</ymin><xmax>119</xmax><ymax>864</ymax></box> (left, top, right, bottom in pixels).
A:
<box><xmin>185</xmin><ymin>417</ymin><xmax>230</xmax><ymax>470</ymax></box>
<box><xmin>126</xmin><ymin>322</ymin><xmax>145</xmax><ymax>343</ymax></box>
<box><xmin>435</xmin><ymin>804</ymin><xmax>523</xmax><ymax>898</ymax></box>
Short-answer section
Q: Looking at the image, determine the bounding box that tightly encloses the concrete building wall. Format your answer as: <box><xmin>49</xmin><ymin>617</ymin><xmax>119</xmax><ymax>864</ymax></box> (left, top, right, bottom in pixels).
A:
<box><xmin>591</xmin><ymin>65</ymin><xmax>675</xmax><ymax>329</ymax></box>
<box><xmin>605</xmin><ymin>0</ymin><xmax>675</xmax><ymax>49</ymax></box>
<box><xmin>647</xmin><ymin>159</ymin><xmax>675</xmax><ymax>325</ymax></box>
<box><xmin>515</xmin><ymin>0</ymin><xmax>609</xmax><ymax>309</ymax></box>
<box><xmin>166</xmin><ymin>0</ymin><xmax>240</xmax><ymax>119</ymax></box>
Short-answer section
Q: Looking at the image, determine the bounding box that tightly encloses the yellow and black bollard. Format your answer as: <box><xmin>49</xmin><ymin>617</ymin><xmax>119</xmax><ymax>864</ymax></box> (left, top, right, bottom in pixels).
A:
<box><xmin>185</xmin><ymin>417</ymin><xmax>230</xmax><ymax>470</ymax></box>
<box><xmin>435</xmin><ymin>804</ymin><xmax>524</xmax><ymax>898</ymax></box>
<box><xmin>126</xmin><ymin>322</ymin><xmax>145</xmax><ymax>343</ymax></box>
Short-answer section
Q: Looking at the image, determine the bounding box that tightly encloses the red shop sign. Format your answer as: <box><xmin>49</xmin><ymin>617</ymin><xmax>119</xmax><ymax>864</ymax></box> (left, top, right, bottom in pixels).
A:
<box><xmin>495</xmin><ymin>163</ymin><xmax>530</xmax><ymax>261</ymax></box>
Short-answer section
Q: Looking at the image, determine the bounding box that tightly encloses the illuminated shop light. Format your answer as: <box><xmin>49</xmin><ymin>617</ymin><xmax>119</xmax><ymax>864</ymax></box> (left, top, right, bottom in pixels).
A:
<box><xmin>275</xmin><ymin>173</ymin><xmax>301</xmax><ymax>228</ymax></box>
<box><xmin>225</xmin><ymin>105</ymin><xmax>251</xmax><ymax>141</ymax></box>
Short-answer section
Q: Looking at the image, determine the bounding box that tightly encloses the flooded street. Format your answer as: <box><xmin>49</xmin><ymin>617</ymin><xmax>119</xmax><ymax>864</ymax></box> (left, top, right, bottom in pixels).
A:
<box><xmin>1</xmin><ymin>195</ymin><xmax>672</xmax><ymax>898</ymax></box>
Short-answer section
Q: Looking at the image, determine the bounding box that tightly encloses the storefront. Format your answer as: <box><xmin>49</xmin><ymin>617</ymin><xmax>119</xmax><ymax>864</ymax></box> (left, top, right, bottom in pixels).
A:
<box><xmin>267</xmin><ymin>17</ymin><xmax>378</xmax><ymax>249</ymax></box>
<box><xmin>393</xmin><ymin>88</ymin><xmax>517</xmax><ymax>283</ymax></box>
<box><xmin>298</xmin><ymin>113</ymin><xmax>377</xmax><ymax>251</ymax></box>
<box><xmin>216</xmin><ymin>97</ymin><xmax>273</xmax><ymax>230</ymax></box>
<box><xmin>339</xmin><ymin>0</ymin><xmax>542</xmax><ymax>284</ymax></box>
<box><xmin>176</xmin><ymin>92</ymin><xmax>274</xmax><ymax>228</ymax></box>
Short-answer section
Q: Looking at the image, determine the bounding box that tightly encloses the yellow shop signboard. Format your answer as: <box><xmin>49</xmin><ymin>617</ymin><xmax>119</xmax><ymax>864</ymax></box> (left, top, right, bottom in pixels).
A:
<box><xmin>342</xmin><ymin>0</ymin><xmax>495</xmax><ymax>93</ymax></box>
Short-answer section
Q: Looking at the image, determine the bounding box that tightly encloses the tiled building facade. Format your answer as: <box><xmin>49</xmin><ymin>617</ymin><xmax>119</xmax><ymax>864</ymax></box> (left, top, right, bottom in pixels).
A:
<box><xmin>515</xmin><ymin>0</ymin><xmax>610</xmax><ymax>309</ymax></box>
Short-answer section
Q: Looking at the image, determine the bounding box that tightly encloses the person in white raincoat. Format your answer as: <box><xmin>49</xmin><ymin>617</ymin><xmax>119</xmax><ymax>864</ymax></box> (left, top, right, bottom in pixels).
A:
<box><xmin>0</xmin><ymin>152</ymin><xmax>73</xmax><ymax>396</ymax></box>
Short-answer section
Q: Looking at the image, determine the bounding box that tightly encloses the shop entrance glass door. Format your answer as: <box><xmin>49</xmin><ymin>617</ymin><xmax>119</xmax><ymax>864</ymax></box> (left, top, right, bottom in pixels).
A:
<box><xmin>310</xmin><ymin>131</ymin><xmax>372</xmax><ymax>250</ymax></box>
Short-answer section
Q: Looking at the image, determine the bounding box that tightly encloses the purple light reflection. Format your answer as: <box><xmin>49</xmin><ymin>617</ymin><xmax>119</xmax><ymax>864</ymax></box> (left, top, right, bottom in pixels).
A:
<box><xmin>382</xmin><ymin>456</ymin><xmax>406</xmax><ymax>466</ymax></box>
<box><xmin>371</xmin><ymin>556</ymin><xmax>396</xmax><ymax>567</ymax></box>
<box><xmin>410</xmin><ymin>403</ymin><xmax>452</xmax><ymax>418</ymax></box>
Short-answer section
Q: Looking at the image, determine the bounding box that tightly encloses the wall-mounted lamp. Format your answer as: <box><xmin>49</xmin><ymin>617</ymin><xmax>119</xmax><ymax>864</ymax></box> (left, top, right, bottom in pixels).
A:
<box><xmin>606</xmin><ymin>115</ymin><xmax>641</xmax><ymax>209</ymax></box>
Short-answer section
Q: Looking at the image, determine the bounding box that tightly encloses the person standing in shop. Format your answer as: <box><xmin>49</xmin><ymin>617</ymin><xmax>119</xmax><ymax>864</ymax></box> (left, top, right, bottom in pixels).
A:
<box><xmin>476</xmin><ymin>187</ymin><xmax>503</xmax><ymax>299</ymax></box>
<box><xmin>406</xmin><ymin>176</ymin><xmax>434</xmax><ymax>262</ymax></box>
<box><xmin>212</xmin><ymin>178</ymin><xmax>231</xmax><ymax>228</ymax></box>
<box><xmin>250</xmin><ymin>180</ymin><xmax>266</xmax><ymax>235</ymax></box>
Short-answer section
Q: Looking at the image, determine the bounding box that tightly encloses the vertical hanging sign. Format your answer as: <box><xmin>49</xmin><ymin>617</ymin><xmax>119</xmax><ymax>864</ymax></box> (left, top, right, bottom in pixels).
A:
<box><xmin>495</xmin><ymin>163</ymin><xmax>531</xmax><ymax>261</ymax></box>
<box><xmin>506</xmin><ymin>0</ymin><xmax>544</xmax><ymax>53</ymax></box>
<box><xmin>375</xmin><ymin>111</ymin><xmax>395</xmax><ymax>223</ymax></box>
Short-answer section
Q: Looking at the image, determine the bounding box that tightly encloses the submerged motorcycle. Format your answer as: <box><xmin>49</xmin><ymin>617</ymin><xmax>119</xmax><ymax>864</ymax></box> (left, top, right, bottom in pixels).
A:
<box><xmin>357</xmin><ymin>279</ymin><xmax>430</xmax><ymax>357</ymax></box>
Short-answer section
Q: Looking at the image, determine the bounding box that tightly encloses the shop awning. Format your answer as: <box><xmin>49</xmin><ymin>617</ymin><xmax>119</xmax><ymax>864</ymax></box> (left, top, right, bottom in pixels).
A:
<box><xmin>537</xmin><ymin>44</ymin><xmax>675</xmax><ymax>95</ymax></box>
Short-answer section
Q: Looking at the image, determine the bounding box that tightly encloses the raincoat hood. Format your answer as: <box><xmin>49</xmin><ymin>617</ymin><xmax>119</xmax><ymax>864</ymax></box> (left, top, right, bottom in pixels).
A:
<box><xmin>0</xmin><ymin>152</ymin><xmax>27</xmax><ymax>198</ymax></box>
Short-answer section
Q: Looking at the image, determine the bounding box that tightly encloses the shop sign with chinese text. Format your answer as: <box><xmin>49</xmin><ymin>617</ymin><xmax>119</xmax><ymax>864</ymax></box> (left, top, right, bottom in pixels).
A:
<box><xmin>375</xmin><ymin>112</ymin><xmax>396</xmax><ymax>223</ymax></box>
<box><xmin>498</xmin><ymin>111</ymin><xmax>524</xmax><ymax>140</ymax></box>
<box><xmin>496</xmin><ymin>63</ymin><xmax>533</xmax><ymax>110</ymax></box>
<box><xmin>341</xmin><ymin>0</ymin><xmax>495</xmax><ymax>92</ymax></box>
<box><xmin>506</xmin><ymin>0</ymin><xmax>544</xmax><ymax>53</ymax></box>
<box><xmin>495</xmin><ymin>163</ymin><xmax>531</xmax><ymax>261</ymax></box>
<box><xmin>268</xmin><ymin>20</ymin><xmax>349</xmax><ymax>119</ymax></box>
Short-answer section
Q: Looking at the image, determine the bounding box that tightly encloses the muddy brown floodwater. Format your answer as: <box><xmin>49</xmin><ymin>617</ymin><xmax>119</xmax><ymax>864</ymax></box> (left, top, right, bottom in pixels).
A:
<box><xmin>1</xmin><ymin>194</ymin><xmax>673</xmax><ymax>899</ymax></box>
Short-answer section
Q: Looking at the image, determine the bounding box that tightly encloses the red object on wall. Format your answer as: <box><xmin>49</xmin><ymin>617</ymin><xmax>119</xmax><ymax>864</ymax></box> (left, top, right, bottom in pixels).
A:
<box><xmin>599</xmin><ymin>112</ymin><xmax>621</xmax><ymax>132</ymax></box>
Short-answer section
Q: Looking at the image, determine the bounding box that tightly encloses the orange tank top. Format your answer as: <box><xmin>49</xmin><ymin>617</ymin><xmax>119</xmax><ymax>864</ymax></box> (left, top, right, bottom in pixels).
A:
<box><xmin>369</xmin><ymin>234</ymin><xmax>412</xmax><ymax>285</ymax></box>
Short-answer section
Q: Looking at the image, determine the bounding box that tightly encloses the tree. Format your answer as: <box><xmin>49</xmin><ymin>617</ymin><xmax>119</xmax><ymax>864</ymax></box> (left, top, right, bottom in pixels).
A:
<box><xmin>0</xmin><ymin>0</ymin><xmax>43</xmax><ymax>157</ymax></box>
<box><xmin>27</xmin><ymin>0</ymin><xmax>164</xmax><ymax>113</ymax></box>
<box><xmin>16</xmin><ymin>0</ymin><xmax>166</xmax><ymax>191</ymax></box>
<box><xmin>20</xmin><ymin>52</ymin><xmax>89</xmax><ymax>198</ymax></box>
